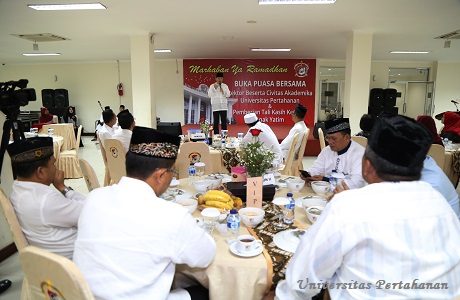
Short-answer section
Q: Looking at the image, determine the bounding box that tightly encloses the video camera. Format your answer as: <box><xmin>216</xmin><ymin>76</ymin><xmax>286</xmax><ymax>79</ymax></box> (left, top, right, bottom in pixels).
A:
<box><xmin>0</xmin><ymin>79</ymin><xmax>36</xmax><ymax>117</ymax></box>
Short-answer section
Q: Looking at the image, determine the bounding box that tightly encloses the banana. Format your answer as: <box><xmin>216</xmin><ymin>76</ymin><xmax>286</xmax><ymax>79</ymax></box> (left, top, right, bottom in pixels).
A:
<box><xmin>205</xmin><ymin>200</ymin><xmax>233</xmax><ymax>210</ymax></box>
<box><xmin>203</xmin><ymin>190</ymin><xmax>232</xmax><ymax>203</ymax></box>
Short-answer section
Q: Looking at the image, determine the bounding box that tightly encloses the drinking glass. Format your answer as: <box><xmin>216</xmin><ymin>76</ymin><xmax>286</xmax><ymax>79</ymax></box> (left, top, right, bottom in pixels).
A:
<box><xmin>195</xmin><ymin>162</ymin><xmax>206</xmax><ymax>177</ymax></box>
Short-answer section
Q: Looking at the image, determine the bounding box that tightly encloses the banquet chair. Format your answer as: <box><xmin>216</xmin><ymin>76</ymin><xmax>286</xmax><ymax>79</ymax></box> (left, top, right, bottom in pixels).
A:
<box><xmin>104</xmin><ymin>139</ymin><xmax>126</xmax><ymax>184</ymax></box>
<box><xmin>351</xmin><ymin>136</ymin><xmax>368</xmax><ymax>148</ymax></box>
<box><xmin>280</xmin><ymin>133</ymin><xmax>300</xmax><ymax>176</ymax></box>
<box><xmin>98</xmin><ymin>136</ymin><xmax>111</xmax><ymax>186</ymax></box>
<box><xmin>291</xmin><ymin>129</ymin><xmax>309</xmax><ymax>176</ymax></box>
<box><xmin>0</xmin><ymin>189</ymin><xmax>32</xmax><ymax>300</ymax></box>
<box><xmin>176</xmin><ymin>142</ymin><xmax>212</xmax><ymax>179</ymax></box>
<box><xmin>56</xmin><ymin>125</ymin><xmax>83</xmax><ymax>179</ymax></box>
<box><xmin>20</xmin><ymin>246</ymin><xmax>95</xmax><ymax>300</ymax></box>
<box><xmin>428</xmin><ymin>144</ymin><xmax>445</xmax><ymax>169</ymax></box>
<box><xmin>318</xmin><ymin>127</ymin><xmax>326</xmax><ymax>150</ymax></box>
<box><xmin>79</xmin><ymin>159</ymin><xmax>100</xmax><ymax>192</ymax></box>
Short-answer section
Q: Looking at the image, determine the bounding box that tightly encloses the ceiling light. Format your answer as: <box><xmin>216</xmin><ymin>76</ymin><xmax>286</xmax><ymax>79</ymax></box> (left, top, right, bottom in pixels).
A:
<box><xmin>390</xmin><ymin>51</ymin><xmax>430</xmax><ymax>54</ymax></box>
<box><xmin>259</xmin><ymin>0</ymin><xmax>336</xmax><ymax>4</ymax></box>
<box><xmin>28</xmin><ymin>3</ymin><xmax>106</xmax><ymax>10</ymax></box>
<box><xmin>444</xmin><ymin>40</ymin><xmax>451</xmax><ymax>48</ymax></box>
<box><xmin>250</xmin><ymin>48</ymin><xmax>291</xmax><ymax>52</ymax></box>
<box><xmin>22</xmin><ymin>53</ymin><xmax>61</xmax><ymax>56</ymax></box>
<box><xmin>154</xmin><ymin>49</ymin><xmax>172</xmax><ymax>53</ymax></box>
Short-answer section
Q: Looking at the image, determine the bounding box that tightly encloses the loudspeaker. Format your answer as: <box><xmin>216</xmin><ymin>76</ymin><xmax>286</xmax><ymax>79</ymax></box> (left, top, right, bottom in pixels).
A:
<box><xmin>157</xmin><ymin>122</ymin><xmax>182</xmax><ymax>137</ymax></box>
<box><xmin>383</xmin><ymin>106</ymin><xmax>398</xmax><ymax>116</ymax></box>
<box><xmin>369</xmin><ymin>88</ymin><xmax>384</xmax><ymax>108</ymax></box>
<box><xmin>41</xmin><ymin>89</ymin><xmax>55</xmax><ymax>109</ymax></box>
<box><xmin>368</xmin><ymin>105</ymin><xmax>384</xmax><ymax>117</ymax></box>
<box><xmin>54</xmin><ymin>89</ymin><xmax>69</xmax><ymax>108</ymax></box>
<box><xmin>384</xmin><ymin>88</ymin><xmax>397</xmax><ymax>107</ymax></box>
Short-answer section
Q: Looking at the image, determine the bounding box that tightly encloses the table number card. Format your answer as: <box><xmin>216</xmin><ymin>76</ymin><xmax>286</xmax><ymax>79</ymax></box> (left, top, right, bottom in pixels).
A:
<box><xmin>246</xmin><ymin>177</ymin><xmax>263</xmax><ymax>208</ymax></box>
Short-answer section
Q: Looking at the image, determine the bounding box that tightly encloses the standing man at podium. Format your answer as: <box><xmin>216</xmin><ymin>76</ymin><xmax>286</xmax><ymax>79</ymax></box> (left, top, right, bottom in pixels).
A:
<box><xmin>208</xmin><ymin>72</ymin><xmax>231</xmax><ymax>135</ymax></box>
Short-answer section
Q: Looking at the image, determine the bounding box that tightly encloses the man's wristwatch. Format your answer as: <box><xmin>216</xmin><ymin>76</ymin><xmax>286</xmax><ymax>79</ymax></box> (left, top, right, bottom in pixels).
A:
<box><xmin>61</xmin><ymin>186</ymin><xmax>73</xmax><ymax>196</ymax></box>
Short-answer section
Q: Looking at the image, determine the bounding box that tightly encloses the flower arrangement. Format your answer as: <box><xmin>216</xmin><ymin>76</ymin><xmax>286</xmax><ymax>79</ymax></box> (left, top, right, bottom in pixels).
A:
<box><xmin>240</xmin><ymin>128</ymin><xmax>275</xmax><ymax>177</ymax></box>
<box><xmin>199</xmin><ymin>118</ymin><xmax>212</xmax><ymax>136</ymax></box>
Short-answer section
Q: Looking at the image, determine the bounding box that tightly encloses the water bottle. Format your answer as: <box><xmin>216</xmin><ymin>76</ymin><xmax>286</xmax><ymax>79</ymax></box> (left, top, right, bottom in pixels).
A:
<box><xmin>221</xmin><ymin>137</ymin><xmax>226</xmax><ymax>148</ymax></box>
<box><xmin>283</xmin><ymin>193</ymin><xmax>295</xmax><ymax>224</ymax></box>
<box><xmin>227</xmin><ymin>209</ymin><xmax>240</xmax><ymax>239</ymax></box>
<box><xmin>188</xmin><ymin>165</ymin><xmax>196</xmax><ymax>178</ymax></box>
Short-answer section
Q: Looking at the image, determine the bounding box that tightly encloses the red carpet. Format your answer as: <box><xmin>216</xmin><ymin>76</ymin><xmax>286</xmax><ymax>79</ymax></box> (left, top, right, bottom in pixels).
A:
<box><xmin>182</xmin><ymin>124</ymin><xmax>320</xmax><ymax>156</ymax></box>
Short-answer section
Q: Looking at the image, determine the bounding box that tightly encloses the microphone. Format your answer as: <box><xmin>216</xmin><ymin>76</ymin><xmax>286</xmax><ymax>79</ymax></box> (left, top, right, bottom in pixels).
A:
<box><xmin>451</xmin><ymin>100</ymin><xmax>459</xmax><ymax>104</ymax></box>
<box><xmin>98</xmin><ymin>100</ymin><xmax>104</xmax><ymax>111</ymax></box>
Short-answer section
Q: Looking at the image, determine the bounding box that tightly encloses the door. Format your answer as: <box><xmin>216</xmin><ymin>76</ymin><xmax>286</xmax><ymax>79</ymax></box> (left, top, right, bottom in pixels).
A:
<box><xmin>388</xmin><ymin>81</ymin><xmax>435</xmax><ymax>118</ymax></box>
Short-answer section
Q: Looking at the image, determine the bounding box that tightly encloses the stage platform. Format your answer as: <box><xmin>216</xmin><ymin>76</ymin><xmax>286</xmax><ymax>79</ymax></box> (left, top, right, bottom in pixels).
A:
<box><xmin>182</xmin><ymin>124</ymin><xmax>321</xmax><ymax>157</ymax></box>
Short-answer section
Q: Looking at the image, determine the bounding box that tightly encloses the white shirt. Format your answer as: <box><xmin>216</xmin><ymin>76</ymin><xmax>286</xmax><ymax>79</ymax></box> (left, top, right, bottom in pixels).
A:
<box><xmin>98</xmin><ymin>124</ymin><xmax>119</xmax><ymax>148</ymax></box>
<box><xmin>276</xmin><ymin>181</ymin><xmax>460</xmax><ymax>299</ymax></box>
<box><xmin>208</xmin><ymin>82</ymin><xmax>231</xmax><ymax>111</ymax></box>
<box><xmin>242</xmin><ymin>121</ymin><xmax>283</xmax><ymax>166</ymax></box>
<box><xmin>112</xmin><ymin>129</ymin><xmax>132</xmax><ymax>153</ymax></box>
<box><xmin>307</xmin><ymin>141</ymin><xmax>365</xmax><ymax>189</ymax></box>
<box><xmin>280</xmin><ymin>121</ymin><xmax>308</xmax><ymax>160</ymax></box>
<box><xmin>10</xmin><ymin>181</ymin><xmax>86</xmax><ymax>259</ymax></box>
<box><xmin>74</xmin><ymin>177</ymin><xmax>216</xmax><ymax>300</ymax></box>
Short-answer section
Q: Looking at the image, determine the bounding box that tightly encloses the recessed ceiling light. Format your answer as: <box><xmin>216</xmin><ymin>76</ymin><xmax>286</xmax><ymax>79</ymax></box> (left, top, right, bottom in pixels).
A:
<box><xmin>259</xmin><ymin>0</ymin><xmax>336</xmax><ymax>4</ymax></box>
<box><xmin>390</xmin><ymin>51</ymin><xmax>430</xmax><ymax>54</ymax></box>
<box><xmin>250</xmin><ymin>48</ymin><xmax>291</xmax><ymax>52</ymax></box>
<box><xmin>22</xmin><ymin>53</ymin><xmax>61</xmax><ymax>56</ymax></box>
<box><xmin>154</xmin><ymin>49</ymin><xmax>172</xmax><ymax>53</ymax></box>
<box><xmin>28</xmin><ymin>3</ymin><xmax>106</xmax><ymax>10</ymax></box>
<box><xmin>247</xmin><ymin>20</ymin><xmax>257</xmax><ymax>24</ymax></box>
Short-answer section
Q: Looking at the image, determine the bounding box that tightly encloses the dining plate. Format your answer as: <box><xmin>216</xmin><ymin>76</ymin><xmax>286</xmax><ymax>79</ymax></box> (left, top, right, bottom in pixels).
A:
<box><xmin>228</xmin><ymin>240</ymin><xmax>263</xmax><ymax>258</ymax></box>
<box><xmin>161</xmin><ymin>188</ymin><xmax>191</xmax><ymax>201</ymax></box>
<box><xmin>273</xmin><ymin>229</ymin><xmax>306</xmax><ymax>253</ymax></box>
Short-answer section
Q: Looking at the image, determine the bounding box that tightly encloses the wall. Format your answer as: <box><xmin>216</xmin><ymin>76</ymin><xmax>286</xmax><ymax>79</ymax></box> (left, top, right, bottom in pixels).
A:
<box><xmin>433</xmin><ymin>62</ymin><xmax>460</xmax><ymax>129</ymax></box>
<box><xmin>0</xmin><ymin>61</ymin><xmax>133</xmax><ymax>132</ymax></box>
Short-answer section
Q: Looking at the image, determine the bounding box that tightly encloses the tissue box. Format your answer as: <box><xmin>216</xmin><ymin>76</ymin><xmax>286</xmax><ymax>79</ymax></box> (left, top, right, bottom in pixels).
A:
<box><xmin>231</xmin><ymin>166</ymin><xmax>247</xmax><ymax>182</ymax></box>
<box><xmin>225</xmin><ymin>182</ymin><xmax>276</xmax><ymax>203</ymax></box>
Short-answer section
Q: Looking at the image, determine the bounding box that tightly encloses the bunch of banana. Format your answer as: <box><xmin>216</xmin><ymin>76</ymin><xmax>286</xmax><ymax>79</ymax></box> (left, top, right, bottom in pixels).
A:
<box><xmin>231</xmin><ymin>196</ymin><xmax>243</xmax><ymax>209</ymax></box>
<box><xmin>198</xmin><ymin>190</ymin><xmax>234</xmax><ymax>210</ymax></box>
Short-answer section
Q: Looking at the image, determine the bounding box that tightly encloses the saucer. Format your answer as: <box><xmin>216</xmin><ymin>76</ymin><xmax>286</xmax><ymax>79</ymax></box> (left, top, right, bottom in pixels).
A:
<box><xmin>229</xmin><ymin>240</ymin><xmax>263</xmax><ymax>257</ymax></box>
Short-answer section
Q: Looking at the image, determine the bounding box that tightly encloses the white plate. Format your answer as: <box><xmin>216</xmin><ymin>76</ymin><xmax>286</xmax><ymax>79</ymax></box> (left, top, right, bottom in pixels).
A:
<box><xmin>161</xmin><ymin>189</ymin><xmax>191</xmax><ymax>201</ymax></box>
<box><xmin>169</xmin><ymin>179</ymin><xmax>180</xmax><ymax>187</ymax></box>
<box><xmin>295</xmin><ymin>196</ymin><xmax>327</xmax><ymax>208</ymax></box>
<box><xmin>229</xmin><ymin>240</ymin><xmax>263</xmax><ymax>257</ymax></box>
<box><xmin>273</xmin><ymin>229</ymin><xmax>306</xmax><ymax>253</ymax></box>
<box><xmin>272</xmin><ymin>197</ymin><xmax>289</xmax><ymax>206</ymax></box>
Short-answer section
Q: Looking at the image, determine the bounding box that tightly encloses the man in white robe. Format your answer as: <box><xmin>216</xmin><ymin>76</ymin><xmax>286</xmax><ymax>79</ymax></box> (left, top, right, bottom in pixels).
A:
<box><xmin>303</xmin><ymin>118</ymin><xmax>365</xmax><ymax>190</ymax></box>
<box><xmin>208</xmin><ymin>72</ymin><xmax>231</xmax><ymax>135</ymax></box>
<box><xmin>242</xmin><ymin>113</ymin><xmax>283</xmax><ymax>166</ymax></box>
<box><xmin>97</xmin><ymin>108</ymin><xmax>119</xmax><ymax>147</ymax></box>
<box><xmin>74</xmin><ymin>126</ymin><xmax>216</xmax><ymax>300</ymax></box>
<box><xmin>280</xmin><ymin>104</ymin><xmax>309</xmax><ymax>161</ymax></box>
<box><xmin>277</xmin><ymin>116</ymin><xmax>460</xmax><ymax>299</ymax></box>
<box><xmin>8</xmin><ymin>137</ymin><xmax>86</xmax><ymax>259</ymax></box>
<box><xmin>112</xmin><ymin>109</ymin><xmax>135</xmax><ymax>153</ymax></box>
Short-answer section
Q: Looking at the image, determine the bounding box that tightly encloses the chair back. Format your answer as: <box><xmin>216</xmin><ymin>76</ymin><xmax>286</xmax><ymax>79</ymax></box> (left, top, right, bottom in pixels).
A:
<box><xmin>176</xmin><ymin>142</ymin><xmax>212</xmax><ymax>179</ymax></box>
<box><xmin>75</xmin><ymin>125</ymin><xmax>83</xmax><ymax>150</ymax></box>
<box><xmin>292</xmin><ymin>129</ymin><xmax>309</xmax><ymax>176</ymax></box>
<box><xmin>20</xmin><ymin>246</ymin><xmax>95</xmax><ymax>300</ymax></box>
<box><xmin>428</xmin><ymin>144</ymin><xmax>445</xmax><ymax>169</ymax></box>
<box><xmin>318</xmin><ymin>127</ymin><xmax>326</xmax><ymax>150</ymax></box>
<box><xmin>280</xmin><ymin>133</ymin><xmax>300</xmax><ymax>176</ymax></box>
<box><xmin>104</xmin><ymin>139</ymin><xmax>126</xmax><ymax>184</ymax></box>
<box><xmin>79</xmin><ymin>159</ymin><xmax>100</xmax><ymax>192</ymax></box>
<box><xmin>97</xmin><ymin>135</ymin><xmax>111</xmax><ymax>186</ymax></box>
<box><xmin>0</xmin><ymin>188</ymin><xmax>29</xmax><ymax>251</ymax></box>
<box><xmin>351</xmin><ymin>136</ymin><xmax>368</xmax><ymax>148</ymax></box>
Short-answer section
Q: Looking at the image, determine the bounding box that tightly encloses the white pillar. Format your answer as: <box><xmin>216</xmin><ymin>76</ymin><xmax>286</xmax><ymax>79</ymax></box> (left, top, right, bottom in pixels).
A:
<box><xmin>130</xmin><ymin>34</ymin><xmax>155</xmax><ymax>128</ymax></box>
<box><xmin>343</xmin><ymin>31</ymin><xmax>373</xmax><ymax>133</ymax></box>
<box><xmin>196</xmin><ymin>98</ymin><xmax>201</xmax><ymax>124</ymax></box>
<box><xmin>188</xmin><ymin>95</ymin><xmax>193</xmax><ymax>124</ymax></box>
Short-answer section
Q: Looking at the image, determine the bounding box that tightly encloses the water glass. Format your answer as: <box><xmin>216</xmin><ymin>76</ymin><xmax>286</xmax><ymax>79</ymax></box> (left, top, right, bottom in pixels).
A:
<box><xmin>237</xmin><ymin>132</ymin><xmax>244</xmax><ymax>142</ymax></box>
<box><xmin>195</xmin><ymin>162</ymin><xmax>206</xmax><ymax>177</ymax></box>
<box><xmin>47</xmin><ymin>128</ymin><xmax>54</xmax><ymax>137</ymax></box>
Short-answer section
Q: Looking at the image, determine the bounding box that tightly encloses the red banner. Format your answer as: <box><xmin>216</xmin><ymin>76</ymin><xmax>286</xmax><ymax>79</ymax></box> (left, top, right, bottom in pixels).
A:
<box><xmin>183</xmin><ymin>59</ymin><xmax>316</xmax><ymax>126</ymax></box>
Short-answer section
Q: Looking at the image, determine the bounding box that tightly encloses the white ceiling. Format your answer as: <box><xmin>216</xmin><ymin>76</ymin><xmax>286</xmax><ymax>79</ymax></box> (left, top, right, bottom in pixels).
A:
<box><xmin>1</xmin><ymin>0</ymin><xmax>460</xmax><ymax>64</ymax></box>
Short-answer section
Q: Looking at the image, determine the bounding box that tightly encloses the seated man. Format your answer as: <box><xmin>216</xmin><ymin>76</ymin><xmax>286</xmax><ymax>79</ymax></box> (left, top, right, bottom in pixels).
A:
<box><xmin>303</xmin><ymin>118</ymin><xmax>365</xmax><ymax>189</ymax></box>
<box><xmin>97</xmin><ymin>108</ymin><xmax>118</xmax><ymax>147</ymax></box>
<box><xmin>280</xmin><ymin>104</ymin><xmax>308</xmax><ymax>161</ymax></box>
<box><xmin>74</xmin><ymin>127</ymin><xmax>216</xmax><ymax>300</ymax></box>
<box><xmin>277</xmin><ymin>116</ymin><xmax>460</xmax><ymax>299</ymax></box>
<box><xmin>242</xmin><ymin>113</ymin><xmax>283</xmax><ymax>166</ymax></box>
<box><xmin>8</xmin><ymin>137</ymin><xmax>86</xmax><ymax>259</ymax></box>
<box><xmin>112</xmin><ymin>109</ymin><xmax>135</xmax><ymax>153</ymax></box>
<box><xmin>422</xmin><ymin>155</ymin><xmax>460</xmax><ymax>218</ymax></box>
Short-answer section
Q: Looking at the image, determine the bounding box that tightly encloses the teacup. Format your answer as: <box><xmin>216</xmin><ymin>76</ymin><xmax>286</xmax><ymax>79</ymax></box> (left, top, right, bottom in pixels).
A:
<box><xmin>236</xmin><ymin>234</ymin><xmax>261</xmax><ymax>253</ymax></box>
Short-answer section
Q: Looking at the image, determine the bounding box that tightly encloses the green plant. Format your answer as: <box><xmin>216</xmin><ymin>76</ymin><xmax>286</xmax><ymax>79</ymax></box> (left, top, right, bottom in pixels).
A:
<box><xmin>240</xmin><ymin>129</ymin><xmax>275</xmax><ymax>177</ymax></box>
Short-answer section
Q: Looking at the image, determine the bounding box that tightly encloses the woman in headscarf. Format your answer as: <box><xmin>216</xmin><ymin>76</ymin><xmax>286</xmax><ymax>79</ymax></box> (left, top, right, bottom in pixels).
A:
<box><xmin>440</xmin><ymin>111</ymin><xmax>460</xmax><ymax>143</ymax></box>
<box><xmin>64</xmin><ymin>106</ymin><xmax>84</xmax><ymax>147</ymax></box>
<box><xmin>39</xmin><ymin>107</ymin><xmax>54</xmax><ymax>124</ymax></box>
<box><xmin>416</xmin><ymin>115</ymin><xmax>443</xmax><ymax>146</ymax></box>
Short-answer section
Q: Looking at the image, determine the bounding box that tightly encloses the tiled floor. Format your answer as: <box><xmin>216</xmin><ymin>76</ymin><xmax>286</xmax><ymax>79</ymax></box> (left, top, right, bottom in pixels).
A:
<box><xmin>0</xmin><ymin>136</ymin><xmax>317</xmax><ymax>299</ymax></box>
